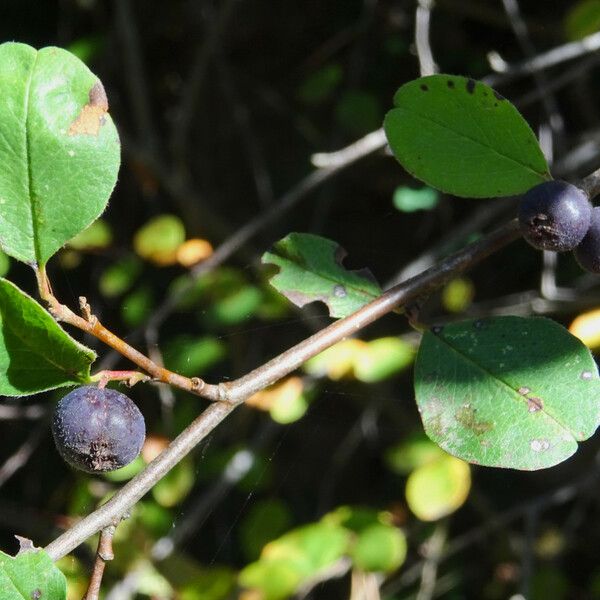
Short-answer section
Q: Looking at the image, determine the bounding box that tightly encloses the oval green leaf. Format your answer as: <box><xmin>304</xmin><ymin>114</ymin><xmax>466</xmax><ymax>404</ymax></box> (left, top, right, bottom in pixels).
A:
<box><xmin>351</xmin><ymin>524</ymin><xmax>407</xmax><ymax>573</ymax></box>
<box><xmin>384</xmin><ymin>75</ymin><xmax>551</xmax><ymax>198</ymax></box>
<box><xmin>405</xmin><ymin>454</ymin><xmax>471</xmax><ymax>521</ymax></box>
<box><xmin>0</xmin><ymin>42</ymin><xmax>120</xmax><ymax>265</ymax></box>
<box><xmin>262</xmin><ymin>233</ymin><xmax>381</xmax><ymax>319</ymax></box>
<box><xmin>0</xmin><ymin>548</ymin><xmax>66</xmax><ymax>600</ymax></box>
<box><xmin>0</xmin><ymin>278</ymin><xmax>96</xmax><ymax>395</ymax></box>
<box><xmin>415</xmin><ymin>316</ymin><xmax>600</xmax><ymax>470</ymax></box>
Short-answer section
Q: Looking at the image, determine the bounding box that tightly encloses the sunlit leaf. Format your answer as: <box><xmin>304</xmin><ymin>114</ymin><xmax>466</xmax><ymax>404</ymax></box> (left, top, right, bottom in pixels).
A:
<box><xmin>392</xmin><ymin>186</ymin><xmax>439</xmax><ymax>212</ymax></box>
<box><xmin>263</xmin><ymin>233</ymin><xmax>381</xmax><ymax>319</ymax></box>
<box><xmin>176</xmin><ymin>238</ymin><xmax>213</xmax><ymax>267</ymax></box>
<box><xmin>0</xmin><ymin>548</ymin><xmax>66</xmax><ymax>600</ymax></box>
<box><xmin>441</xmin><ymin>277</ymin><xmax>475</xmax><ymax>314</ymax></box>
<box><xmin>405</xmin><ymin>453</ymin><xmax>471</xmax><ymax>521</ymax></box>
<box><xmin>353</xmin><ymin>337</ymin><xmax>415</xmax><ymax>382</ymax></box>
<box><xmin>133</xmin><ymin>214</ymin><xmax>185</xmax><ymax>266</ymax></box>
<box><xmin>0</xmin><ymin>42</ymin><xmax>120</xmax><ymax>265</ymax></box>
<box><xmin>384</xmin><ymin>74</ymin><xmax>550</xmax><ymax>197</ymax></box>
<box><xmin>385</xmin><ymin>433</ymin><xmax>448</xmax><ymax>475</ymax></box>
<box><xmin>415</xmin><ymin>316</ymin><xmax>600</xmax><ymax>469</ymax></box>
<box><xmin>67</xmin><ymin>218</ymin><xmax>112</xmax><ymax>250</ymax></box>
<box><xmin>247</xmin><ymin>377</ymin><xmax>309</xmax><ymax>424</ymax></box>
<box><xmin>0</xmin><ymin>278</ymin><xmax>95</xmax><ymax>395</ymax></box>
<box><xmin>351</xmin><ymin>524</ymin><xmax>407</xmax><ymax>572</ymax></box>
<box><xmin>569</xmin><ymin>308</ymin><xmax>600</xmax><ymax>350</ymax></box>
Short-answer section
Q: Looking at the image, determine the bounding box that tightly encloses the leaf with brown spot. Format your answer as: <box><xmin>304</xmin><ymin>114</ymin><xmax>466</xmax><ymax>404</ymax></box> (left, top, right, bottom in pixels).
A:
<box><xmin>415</xmin><ymin>316</ymin><xmax>600</xmax><ymax>470</ymax></box>
<box><xmin>68</xmin><ymin>81</ymin><xmax>109</xmax><ymax>136</ymax></box>
<box><xmin>262</xmin><ymin>233</ymin><xmax>381</xmax><ymax>319</ymax></box>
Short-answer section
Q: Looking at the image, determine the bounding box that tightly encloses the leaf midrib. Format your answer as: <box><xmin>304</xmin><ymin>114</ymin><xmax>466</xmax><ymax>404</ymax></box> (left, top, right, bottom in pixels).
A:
<box><xmin>429</xmin><ymin>332</ymin><xmax>575</xmax><ymax>439</ymax></box>
<box><xmin>390</xmin><ymin>105</ymin><xmax>550</xmax><ymax>180</ymax></box>
<box><xmin>22</xmin><ymin>51</ymin><xmax>42</xmax><ymax>265</ymax></box>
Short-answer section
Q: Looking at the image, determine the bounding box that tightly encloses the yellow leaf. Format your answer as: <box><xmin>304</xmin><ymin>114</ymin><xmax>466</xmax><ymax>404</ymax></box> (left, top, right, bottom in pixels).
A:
<box><xmin>176</xmin><ymin>238</ymin><xmax>213</xmax><ymax>267</ymax></box>
<box><xmin>405</xmin><ymin>454</ymin><xmax>471</xmax><ymax>521</ymax></box>
<box><xmin>569</xmin><ymin>308</ymin><xmax>600</xmax><ymax>349</ymax></box>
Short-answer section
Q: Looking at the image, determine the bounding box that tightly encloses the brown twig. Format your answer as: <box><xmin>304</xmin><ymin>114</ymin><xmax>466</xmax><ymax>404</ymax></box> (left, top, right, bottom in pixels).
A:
<box><xmin>35</xmin><ymin>269</ymin><xmax>223</xmax><ymax>402</ymax></box>
<box><xmin>44</xmin><ymin>219</ymin><xmax>521</xmax><ymax>561</ymax></box>
<box><xmin>82</xmin><ymin>525</ymin><xmax>116</xmax><ymax>600</ymax></box>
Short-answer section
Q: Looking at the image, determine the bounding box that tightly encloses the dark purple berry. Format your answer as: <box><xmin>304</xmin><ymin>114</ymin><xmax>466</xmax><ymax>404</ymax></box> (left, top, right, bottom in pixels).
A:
<box><xmin>52</xmin><ymin>385</ymin><xmax>145</xmax><ymax>473</ymax></box>
<box><xmin>518</xmin><ymin>180</ymin><xmax>591</xmax><ymax>252</ymax></box>
<box><xmin>575</xmin><ymin>206</ymin><xmax>600</xmax><ymax>273</ymax></box>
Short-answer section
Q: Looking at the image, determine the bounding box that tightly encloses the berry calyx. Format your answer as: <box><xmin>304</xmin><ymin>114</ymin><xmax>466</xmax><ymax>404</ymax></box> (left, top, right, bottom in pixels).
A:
<box><xmin>52</xmin><ymin>385</ymin><xmax>146</xmax><ymax>473</ymax></box>
<box><xmin>518</xmin><ymin>180</ymin><xmax>591</xmax><ymax>252</ymax></box>
<box><xmin>574</xmin><ymin>206</ymin><xmax>600</xmax><ymax>273</ymax></box>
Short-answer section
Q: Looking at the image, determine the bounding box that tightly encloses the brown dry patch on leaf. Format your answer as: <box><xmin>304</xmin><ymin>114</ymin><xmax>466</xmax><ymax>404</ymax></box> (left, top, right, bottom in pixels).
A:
<box><xmin>68</xmin><ymin>81</ymin><xmax>109</xmax><ymax>137</ymax></box>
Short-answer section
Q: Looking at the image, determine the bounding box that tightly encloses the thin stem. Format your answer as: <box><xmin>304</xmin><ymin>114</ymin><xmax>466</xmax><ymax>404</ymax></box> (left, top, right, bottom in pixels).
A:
<box><xmin>44</xmin><ymin>219</ymin><xmax>521</xmax><ymax>561</ymax></box>
<box><xmin>36</xmin><ymin>285</ymin><xmax>223</xmax><ymax>402</ymax></box>
<box><xmin>82</xmin><ymin>526</ymin><xmax>116</xmax><ymax>600</ymax></box>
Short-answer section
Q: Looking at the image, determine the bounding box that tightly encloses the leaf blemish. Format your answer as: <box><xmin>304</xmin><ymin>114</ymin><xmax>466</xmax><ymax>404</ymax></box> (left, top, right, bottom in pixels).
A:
<box><xmin>68</xmin><ymin>81</ymin><xmax>109</xmax><ymax>137</ymax></box>
<box><xmin>530</xmin><ymin>439</ymin><xmax>550</xmax><ymax>452</ymax></box>
<box><xmin>527</xmin><ymin>397</ymin><xmax>543</xmax><ymax>413</ymax></box>
<box><xmin>518</xmin><ymin>386</ymin><xmax>530</xmax><ymax>395</ymax></box>
<box><xmin>420</xmin><ymin>84</ymin><xmax>429</xmax><ymax>91</ymax></box>
<box><xmin>333</xmin><ymin>284</ymin><xmax>347</xmax><ymax>298</ymax></box>
<box><xmin>466</xmin><ymin>79</ymin><xmax>476</xmax><ymax>94</ymax></box>
<box><xmin>581</xmin><ymin>370</ymin><xmax>593</xmax><ymax>380</ymax></box>
<box><xmin>447</xmin><ymin>80</ymin><xmax>455</xmax><ymax>89</ymax></box>
<box><xmin>31</xmin><ymin>590</ymin><xmax>42</xmax><ymax>600</ymax></box>
<box><xmin>455</xmin><ymin>404</ymin><xmax>492</xmax><ymax>435</ymax></box>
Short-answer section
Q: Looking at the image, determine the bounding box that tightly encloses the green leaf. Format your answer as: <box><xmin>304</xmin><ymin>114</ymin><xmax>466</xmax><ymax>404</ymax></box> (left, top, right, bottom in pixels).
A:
<box><xmin>163</xmin><ymin>335</ymin><xmax>226</xmax><ymax>377</ymax></box>
<box><xmin>0</xmin><ymin>278</ymin><xmax>95</xmax><ymax>396</ymax></box>
<box><xmin>351</xmin><ymin>524</ymin><xmax>407</xmax><ymax>573</ymax></box>
<box><xmin>564</xmin><ymin>0</ymin><xmax>600</xmax><ymax>40</ymax></box>
<box><xmin>0</xmin><ymin>548</ymin><xmax>66</xmax><ymax>600</ymax></box>
<box><xmin>240</xmin><ymin>521</ymin><xmax>350</xmax><ymax>599</ymax></box>
<box><xmin>152</xmin><ymin>459</ymin><xmax>195</xmax><ymax>507</ymax></box>
<box><xmin>0</xmin><ymin>42</ymin><xmax>120</xmax><ymax>265</ymax></box>
<box><xmin>99</xmin><ymin>256</ymin><xmax>142</xmax><ymax>298</ymax></box>
<box><xmin>393</xmin><ymin>185</ymin><xmax>439</xmax><ymax>212</ymax></box>
<box><xmin>240</xmin><ymin>499</ymin><xmax>293</xmax><ymax>561</ymax></box>
<box><xmin>353</xmin><ymin>337</ymin><xmax>415</xmax><ymax>382</ymax></box>
<box><xmin>384</xmin><ymin>74</ymin><xmax>551</xmax><ymax>198</ymax></box>
<box><xmin>133</xmin><ymin>214</ymin><xmax>185</xmax><ymax>265</ymax></box>
<box><xmin>262</xmin><ymin>233</ymin><xmax>381</xmax><ymax>319</ymax></box>
<box><xmin>67</xmin><ymin>218</ymin><xmax>112</xmax><ymax>250</ymax></box>
<box><xmin>405</xmin><ymin>453</ymin><xmax>471</xmax><ymax>521</ymax></box>
<box><xmin>385</xmin><ymin>433</ymin><xmax>447</xmax><ymax>475</ymax></box>
<box><xmin>415</xmin><ymin>316</ymin><xmax>600</xmax><ymax>470</ymax></box>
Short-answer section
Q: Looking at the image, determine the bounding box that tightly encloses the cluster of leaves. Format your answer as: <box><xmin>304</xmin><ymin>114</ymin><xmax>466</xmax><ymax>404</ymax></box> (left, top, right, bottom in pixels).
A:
<box><xmin>2</xmin><ymin>4</ymin><xmax>600</xmax><ymax>594</ymax></box>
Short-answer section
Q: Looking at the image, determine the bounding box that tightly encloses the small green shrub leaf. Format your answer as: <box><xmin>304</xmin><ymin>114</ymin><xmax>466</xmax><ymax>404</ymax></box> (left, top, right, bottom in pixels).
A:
<box><xmin>0</xmin><ymin>547</ymin><xmax>66</xmax><ymax>600</ymax></box>
<box><xmin>262</xmin><ymin>233</ymin><xmax>381</xmax><ymax>318</ymax></box>
<box><xmin>415</xmin><ymin>317</ymin><xmax>600</xmax><ymax>470</ymax></box>
<box><xmin>405</xmin><ymin>453</ymin><xmax>471</xmax><ymax>521</ymax></box>
<box><xmin>351</xmin><ymin>524</ymin><xmax>407</xmax><ymax>572</ymax></box>
<box><xmin>0</xmin><ymin>42</ymin><xmax>120</xmax><ymax>265</ymax></box>
<box><xmin>0</xmin><ymin>278</ymin><xmax>95</xmax><ymax>395</ymax></box>
<box><xmin>384</xmin><ymin>74</ymin><xmax>551</xmax><ymax>198</ymax></box>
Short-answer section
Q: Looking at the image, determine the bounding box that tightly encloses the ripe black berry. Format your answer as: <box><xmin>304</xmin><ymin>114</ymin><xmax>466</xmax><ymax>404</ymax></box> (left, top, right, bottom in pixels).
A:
<box><xmin>52</xmin><ymin>385</ymin><xmax>145</xmax><ymax>473</ymax></box>
<box><xmin>518</xmin><ymin>180</ymin><xmax>591</xmax><ymax>252</ymax></box>
<box><xmin>574</xmin><ymin>206</ymin><xmax>600</xmax><ymax>273</ymax></box>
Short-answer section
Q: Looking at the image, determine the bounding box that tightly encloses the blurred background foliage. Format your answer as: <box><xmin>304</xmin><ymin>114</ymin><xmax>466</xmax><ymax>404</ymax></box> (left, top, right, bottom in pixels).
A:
<box><xmin>3</xmin><ymin>0</ymin><xmax>600</xmax><ymax>598</ymax></box>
